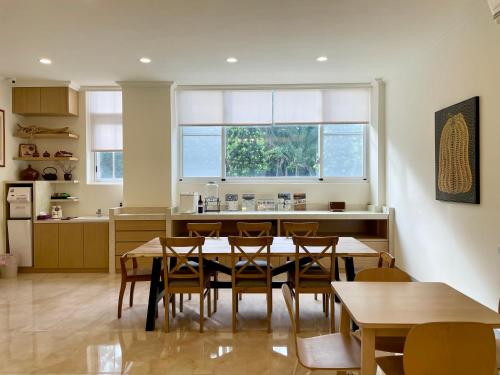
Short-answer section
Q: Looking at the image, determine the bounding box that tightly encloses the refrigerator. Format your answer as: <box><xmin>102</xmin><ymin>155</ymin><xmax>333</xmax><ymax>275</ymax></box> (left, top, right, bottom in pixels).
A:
<box><xmin>7</xmin><ymin>187</ymin><xmax>33</xmax><ymax>267</ymax></box>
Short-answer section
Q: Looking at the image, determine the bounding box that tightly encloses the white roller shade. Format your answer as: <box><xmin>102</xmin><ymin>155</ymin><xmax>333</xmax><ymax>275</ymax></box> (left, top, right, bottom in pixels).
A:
<box><xmin>273</xmin><ymin>90</ymin><xmax>322</xmax><ymax>124</ymax></box>
<box><xmin>224</xmin><ymin>90</ymin><xmax>273</xmax><ymax>125</ymax></box>
<box><xmin>323</xmin><ymin>88</ymin><xmax>370</xmax><ymax>124</ymax></box>
<box><xmin>88</xmin><ymin>91</ymin><xmax>123</xmax><ymax>152</ymax></box>
<box><xmin>177</xmin><ymin>90</ymin><xmax>224</xmax><ymax>125</ymax></box>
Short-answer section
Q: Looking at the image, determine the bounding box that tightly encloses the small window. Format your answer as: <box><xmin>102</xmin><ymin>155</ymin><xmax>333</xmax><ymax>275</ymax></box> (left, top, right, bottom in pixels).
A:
<box><xmin>323</xmin><ymin>124</ymin><xmax>365</xmax><ymax>177</ymax></box>
<box><xmin>182</xmin><ymin>126</ymin><xmax>222</xmax><ymax>177</ymax></box>
<box><xmin>87</xmin><ymin>91</ymin><xmax>123</xmax><ymax>183</ymax></box>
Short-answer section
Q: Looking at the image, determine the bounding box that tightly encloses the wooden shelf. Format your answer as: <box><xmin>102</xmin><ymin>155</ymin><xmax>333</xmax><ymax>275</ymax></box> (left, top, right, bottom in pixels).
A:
<box><xmin>14</xmin><ymin>156</ymin><xmax>79</xmax><ymax>161</ymax></box>
<box><xmin>48</xmin><ymin>180</ymin><xmax>79</xmax><ymax>184</ymax></box>
<box><xmin>50</xmin><ymin>198</ymin><xmax>79</xmax><ymax>203</ymax></box>
<box><xmin>14</xmin><ymin>133</ymin><xmax>79</xmax><ymax>140</ymax></box>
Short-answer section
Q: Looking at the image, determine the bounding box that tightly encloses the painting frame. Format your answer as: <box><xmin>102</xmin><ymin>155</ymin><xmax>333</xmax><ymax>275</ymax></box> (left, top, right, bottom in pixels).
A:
<box><xmin>0</xmin><ymin>109</ymin><xmax>4</xmax><ymax>167</ymax></box>
<box><xmin>435</xmin><ymin>96</ymin><xmax>480</xmax><ymax>204</ymax></box>
<box><xmin>19</xmin><ymin>143</ymin><xmax>38</xmax><ymax>157</ymax></box>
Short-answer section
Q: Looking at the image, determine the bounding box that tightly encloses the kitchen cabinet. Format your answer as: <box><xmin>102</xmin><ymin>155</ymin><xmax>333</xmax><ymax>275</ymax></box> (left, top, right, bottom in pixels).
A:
<box><xmin>34</xmin><ymin>223</ymin><xmax>59</xmax><ymax>268</ymax></box>
<box><xmin>33</xmin><ymin>222</ymin><xmax>108</xmax><ymax>270</ymax></box>
<box><xmin>13</xmin><ymin>87</ymin><xmax>79</xmax><ymax>116</ymax></box>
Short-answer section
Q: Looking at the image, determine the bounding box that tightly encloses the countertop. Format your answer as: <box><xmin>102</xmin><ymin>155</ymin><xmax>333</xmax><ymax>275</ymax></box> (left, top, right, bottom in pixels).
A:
<box><xmin>34</xmin><ymin>216</ymin><xmax>109</xmax><ymax>224</ymax></box>
<box><xmin>168</xmin><ymin>210</ymin><xmax>389</xmax><ymax>220</ymax></box>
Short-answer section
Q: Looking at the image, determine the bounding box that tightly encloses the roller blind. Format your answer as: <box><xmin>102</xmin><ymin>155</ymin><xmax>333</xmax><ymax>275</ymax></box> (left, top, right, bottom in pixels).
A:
<box><xmin>177</xmin><ymin>87</ymin><xmax>370</xmax><ymax>126</ymax></box>
<box><xmin>88</xmin><ymin>91</ymin><xmax>123</xmax><ymax>152</ymax></box>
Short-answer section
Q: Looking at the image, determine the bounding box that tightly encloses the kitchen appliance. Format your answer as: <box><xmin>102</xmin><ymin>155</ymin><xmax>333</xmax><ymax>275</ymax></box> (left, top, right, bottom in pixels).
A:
<box><xmin>7</xmin><ymin>187</ymin><xmax>32</xmax><ymax>218</ymax></box>
<box><xmin>179</xmin><ymin>192</ymin><xmax>199</xmax><ymax>214</ymax></box>
<box><xmin>51</xmin><ymin>205</ymin><xmax>63</xmax><ymax>219</ymax></box>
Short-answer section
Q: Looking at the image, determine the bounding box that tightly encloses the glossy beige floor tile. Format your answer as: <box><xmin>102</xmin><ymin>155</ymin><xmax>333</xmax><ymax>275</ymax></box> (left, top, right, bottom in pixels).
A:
<box><xmin>0</xmin><ymin>273</ymin><xmax>344</xmax><ymax>374</ymax></box>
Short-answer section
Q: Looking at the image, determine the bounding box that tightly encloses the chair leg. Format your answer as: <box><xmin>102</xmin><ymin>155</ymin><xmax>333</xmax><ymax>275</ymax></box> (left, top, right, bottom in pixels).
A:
<box><xmin>267</xmin><ymin>288</ymin><xmax>272</xmax><ymax>333</ymax></box>
<box><xmin>199</xmin><ymin>291</ymin><xmax>204</xmax><ymax>333</ymax></box>
<box><xmin>207</xmin><ymin>288</ymin><xmax>212</xmax><ymax>318</ymax></box>
<box><xmin>117</xmin><ymin>279</ymin><xmax>126</xmax><ymax>319</ymax></box>
<box><xmin>314</xmin><ymin>293</ymin><xmax>318</xmax><ymax>301</ymax></box>
<box><xmin>164</xmin><ymin>293</ymin><xmax>170</xmax><ymax>333</ymax></box>
<box><xmin>171</xmin><ymin>294</ymin><xmax>176</xmax><ymax>318</ymax></box>
<box><xmin>325</xmin><ymin>294</ymin><xmax>329</xmax><ymax>318</ymax></box>
<box><xmin>129</xmin><ymin>281</ymin><xmax>135</xmax><ymax>307</ymax></box>
<box><xmin>232</xmin><ymin>289</ymin><xmax>237</xmax><ymax>333</ymax></box>
<box><xmin>214</xmin><ymin>273</ymin><xmax>218</xmax><ymax>313</ymax></box>
<box><xmin>295</xmin><ymin>292</ymin><xmax>300</xmax><ymax>333</ymax></box>
<box><xmin>236</xmin><ymin>294</ymin><xmax>239</xmax><ymax>312</ymax></box>
<box><xmin>322</xmin><ymin>294</ymin><xmax>326</xmax><ymax>313</ymax></box>
<box><xmin>330</xmin><ymin>292</ymin><xmax>335</xmax><ymax>333</ymax></box>
<box><xmin>180</xmin><ymin>293</ymin><xmax>183</xmax><ymax>312</ymax></box>
<box><xmin>188</xmin><ymin>293</ymin><xmax>191</xmax><ymax>300</ymax></box>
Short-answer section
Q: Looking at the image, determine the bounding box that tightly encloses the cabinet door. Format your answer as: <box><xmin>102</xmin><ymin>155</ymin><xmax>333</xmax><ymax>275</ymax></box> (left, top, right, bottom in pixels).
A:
<box><xmin>59</xmin><ymin>224</ymin><xmax>84</xmax><ymax>268</ymax></box>
<box><xmin>12</xmin><ymin>87</ymin><xmax>41</xmax><ymax>114</ymax></box>
<box><xmin>41</xmin><ymin>87</ymin><xmax>68</xmax><ymax>115</ymax></box>
<box><xmin>34</xmin><ymin>224</ymin><xmax>59</xmax><ymax>268</ymax></box>
<box><xmin>84</xmin><ymin>223</ymin><xmax>109</xmax><ymax>268</ymax></box>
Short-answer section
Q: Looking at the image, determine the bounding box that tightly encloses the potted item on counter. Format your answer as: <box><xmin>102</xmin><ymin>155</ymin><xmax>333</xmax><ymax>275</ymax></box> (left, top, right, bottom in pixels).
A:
<box><xmin>277</xmin><ymin>192</ymin><xmax>292</xmax><ymax>211</ymax></box>
<box><xmin>224</xmin><ymin>194</ymin><xmax>239</xmax><ymax>211</ymax></box>
<box><xmin>241</xmin><ymin>193</ymin><xmax>255</xmax><ymax>211</ymax></box>
<box><xmin>293</xmin><ymin>193</ymin><xmax>307</xmax><ymax>211</ymax></box>
<box><xmin>19</xmin><ymin>164</ymin><xmax>39</xmax><ymax>181</ymax></box>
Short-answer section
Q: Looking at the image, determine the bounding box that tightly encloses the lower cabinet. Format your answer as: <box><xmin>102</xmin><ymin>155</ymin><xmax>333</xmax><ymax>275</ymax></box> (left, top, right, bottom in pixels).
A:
<box><xmin>34</xmin><ymin>222</ymin><xmax>109</xmax><ymax>270</ymax></box>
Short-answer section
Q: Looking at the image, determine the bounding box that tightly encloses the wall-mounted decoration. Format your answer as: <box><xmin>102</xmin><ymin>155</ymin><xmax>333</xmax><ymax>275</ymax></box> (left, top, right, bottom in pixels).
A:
<box><xmin>435</xmin><ymin>97</ymin><xmax>479</xmax><ymax>204</ymax></box>
<box><xmin>19</xmin><ymin>143</ymin><xmax>38</xmax><ymax>157</ymax></box>
<box><xmin>0</xmin><ymin>109</ymin><xmax>4</xmax><ymax>167</ymax></box>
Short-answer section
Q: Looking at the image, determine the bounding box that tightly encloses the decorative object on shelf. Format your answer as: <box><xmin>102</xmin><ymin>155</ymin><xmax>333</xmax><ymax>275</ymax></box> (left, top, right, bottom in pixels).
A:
<box><xmin>0</xmin><ymin>109</ymin><xmax>4</xmax><ymax>167</ymax></box>
<box><xmin>41</xmin><ymin>167</ymin><xmax>58</xmax><ymax>181</ymax></box>
<box><xmin>50</xmin><ymin>192</ymin><xmax>76</xmax><ymax>200</ymax></box>
<box><xmin>32</xmin><ymin>150</ymin><xmax>40</xmax><ymax>158</ymax></box>
<box><xmin>293</xmin><ymin>193</ymin><xmax>307</xmax><ymax>211</ymax></box>
<box><xmin>43</xmin><ymin>150</ymin><xmax>50</xmax><ymax>157</ymax></box>
<box><xmin>224</xmin><ymin>193</ymin><xmax>239</xmax><ymax>211</ymax></box>
<box><xmin>435</xmin><ymin>97</ymin><xmax>479</xmax><ymax>204</ymax></box>
<box><xmin>36</xmin><ymin>212</ymin><xmax>51</xmax><ymax>220</ymax></box>
<box><xmin>15</xmin><ymin>124</ymin><xmax>70</xmax><ymax>137</ymax></box>
<box><xmin>54</xmin><ymin>150</ymin><xmax>73</xmax><ymax>157</ymax></box>
<box><xmin>56</xmin><ymin>161</ymin><xmax>76</xmax><ymax>181</ymax></box>
<box><xmin>241</xmin><ymin>193</ymin><xmax>256</xmax><ymax>211</ymax></box>
<box><xmin>51</xmin><ymin>205</ymin><xmax>63</xmax><ymax>219</ymax></box>
<box><xmin>19</xmin><ymin>164</ymin><xmax>40</xmax><ymax>181</ymax></box>
<box><xmin>277</xmin><ymin>192</ymin><xmax>292</xmax><ymax>211</ymax></box>
<box><xmin>487</xmin><ymin>0</ymin><xmax>500</xmax><ymax>23</ymax></box>
<box><xmin>256</xmin><ymin>198</ymin><xmax>276</xmax><ymax>211</ymax></box>
<box><xmin>204</xmin><ymin>181</ymin><xmax>220</xmax><ymax>212</ymax></box>
<box><xmin>19</xmin><ymin>143</ymin><xmax>37</xmax><ymax>157</ymax></box>
<box><xmin>329</xmin><ymin>201</ymin><xmax>346</xmax><ymax>212</ymax></box>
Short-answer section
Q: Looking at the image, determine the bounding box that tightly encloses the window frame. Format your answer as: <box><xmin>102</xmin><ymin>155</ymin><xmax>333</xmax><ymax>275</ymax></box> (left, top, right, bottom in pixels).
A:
<box><xmin>86</xmin><ymin>89</ymin><xmax>124</xmax><ymax>185</ymax></box>
<box><xmin>178</xmin><ymin>123</ymin><xmax>368</xmax><ymax>183</ymax></box>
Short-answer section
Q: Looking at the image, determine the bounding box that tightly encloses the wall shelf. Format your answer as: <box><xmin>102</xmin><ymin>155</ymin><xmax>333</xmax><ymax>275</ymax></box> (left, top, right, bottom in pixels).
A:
<box><xmin>14</xmin><ymin>156</ymin><xmax>79</xmax><ymax>161</ymax></box>
<box><xmin>50</xmin><ymin>198</ymin><xmax>79</xmax><ymax>203</ymax></box>
<box><xmin>48</xmin><ymin>180</ymin><xmax>79</xmax><ymax>184</ymax></box>
<box><xmin>14</xmin><ymin>133</ymin><xmax>79</xmax><ymax>140</ymax></box>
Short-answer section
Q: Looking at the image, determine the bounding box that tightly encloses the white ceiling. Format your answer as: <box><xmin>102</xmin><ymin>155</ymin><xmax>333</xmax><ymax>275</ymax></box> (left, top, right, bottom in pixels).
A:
<box><xmin>0</xmin><ymin>0</ymin><xmax>482</xmax><ymax>86</ymax></box>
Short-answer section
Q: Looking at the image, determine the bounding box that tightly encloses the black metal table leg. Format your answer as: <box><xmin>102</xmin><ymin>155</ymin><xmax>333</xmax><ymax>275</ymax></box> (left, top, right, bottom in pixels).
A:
<box><xmin>145</xmin><ymin>257</ymin><xmax>163</xmax><ymax>331</ymax></box>
<box><xmin>344</xmin><ymin>257</ymin><xmax>356</xmax><ymax>281</ymax></box>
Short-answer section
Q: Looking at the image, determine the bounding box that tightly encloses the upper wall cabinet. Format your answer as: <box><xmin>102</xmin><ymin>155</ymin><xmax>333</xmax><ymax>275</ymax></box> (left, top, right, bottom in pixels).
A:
<box><xmin>12</xmin><ymin>87</ymin><xmax>79</xmax><ymax>116</ymax></box>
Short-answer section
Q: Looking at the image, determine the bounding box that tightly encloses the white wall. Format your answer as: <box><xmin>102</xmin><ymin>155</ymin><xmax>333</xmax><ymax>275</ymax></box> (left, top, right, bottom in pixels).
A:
<box><xmin>386</xmin><ymin>3</ymin><xmax>500</xmax><ymax>309</ymax></box>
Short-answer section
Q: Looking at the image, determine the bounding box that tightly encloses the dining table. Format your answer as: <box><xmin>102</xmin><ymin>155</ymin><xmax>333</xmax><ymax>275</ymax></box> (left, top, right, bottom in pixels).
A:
<box><xmin>331</xmin><ymin>281</ymin><xmax>500</xmax><ymax>375</ymax></box>
<box><xmin>126</xmin><ymin>236</ymin><xmax>379</xmax><ymax>331</ymax></box>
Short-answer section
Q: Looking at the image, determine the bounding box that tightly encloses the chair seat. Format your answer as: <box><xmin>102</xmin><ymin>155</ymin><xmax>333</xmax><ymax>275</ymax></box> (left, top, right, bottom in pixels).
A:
<box><xmin>353</xmin><ymin>330</ymin><xmax>406</xmax><ymax>353</ymax></box>
<box><xmin>126</xmin><ymin>268</ymin><xmax>152</xmax><ymax>278</ymax></box>
<box><xmin>375</xmin><ymin>355</ymin><xmax>404</xmax><ymax>375</ymax></box>
<box><xmin>235</xmin><ymin>259</ymin><xmax>270</xmax><ymax>268</ymax></box>
<box><xmin>168</xmin><ymin>273</ymin><xmax>210</xmax><ymax>287</ymax></box>
<box><xmin>235</xmin><ymin>279</ymin><xmax>268</xmax><ymax>287</ymax></box>
<box><xmin>290</xmin><ymin>279</ymin><xmax>332</xmax><ymax>288</ymax></box>
<box><xmin>296</xmin><ymin>333</ymin><xmax>361</xmax><ymax>370</ymax></box>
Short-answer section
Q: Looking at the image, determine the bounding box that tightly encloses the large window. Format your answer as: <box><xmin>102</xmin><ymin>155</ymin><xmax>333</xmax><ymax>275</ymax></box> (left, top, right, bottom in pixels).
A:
<box><xmin>177</xmin><ymin>87</ymin><xmax>370</xmax><ymax>180</ymax></box>
<box><xmin>87</xmin><ymin>91</ymin><xmax>123</xmax><ymax>183</ymax></box>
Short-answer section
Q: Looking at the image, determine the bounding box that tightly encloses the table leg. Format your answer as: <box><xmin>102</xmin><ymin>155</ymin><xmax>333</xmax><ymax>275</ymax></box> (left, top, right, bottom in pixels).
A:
<box><xmin>361</xmin><ymin>328</ymin><xmax>376</xmax><ymax>375</ymax></box>
<box><xmin>344</xmin><ymin>257</ymin><xmax>356</xmax><ymax>281</ymax></box>
<box><xmin>146</xmin><ymin>257</ymin><xmax>163</xmax><ymax>331</ymax></box>
<box><xmin>339</xmin><ymin>303</ymin><xmax>350</xmax><ymax>334</ymax></box>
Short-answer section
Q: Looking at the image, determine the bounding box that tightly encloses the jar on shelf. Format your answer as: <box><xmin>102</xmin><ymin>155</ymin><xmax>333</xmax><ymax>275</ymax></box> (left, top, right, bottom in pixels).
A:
<box><xmin>204</xmin><ymin>181</ymin><xmax>220</xmax><ymax>212</ymax></box>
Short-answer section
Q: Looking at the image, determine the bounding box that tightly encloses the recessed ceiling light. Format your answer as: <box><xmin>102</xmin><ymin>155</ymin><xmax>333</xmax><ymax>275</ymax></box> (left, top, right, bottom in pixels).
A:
<box><xmin>139</xmin><ymin>57</ymin><xmax>152</xmax><ymax>64</ymax></box>
<box><xmin>316</xmin><ymin>56</ymin><xmax>328</xmax><ymax>62</ymax></box>
<box><xmin>39</xmin><ymin>58</ymin><xmax>52</xmax><ymax>65</ymax></box>
<box><xmin>226</xmin><ymin>57</ymin><xmax>238</xmax><ymax>63</ymax></box>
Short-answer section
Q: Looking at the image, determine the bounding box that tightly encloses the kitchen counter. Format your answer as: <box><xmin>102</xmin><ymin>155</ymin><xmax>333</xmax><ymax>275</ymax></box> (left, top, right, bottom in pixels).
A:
<box><xmin>34</xmin><ymin>216</ymin><xmax>109</xmax><ymax>223</ymax></box>
<box><xmin>168</xmin><ymin>210</ymin><xmax>389</xmax><ymax>220</ymax></box>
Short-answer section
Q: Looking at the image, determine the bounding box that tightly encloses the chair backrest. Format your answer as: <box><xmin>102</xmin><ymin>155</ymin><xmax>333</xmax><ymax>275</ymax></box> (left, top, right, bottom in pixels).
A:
<box><xmin>229</xmin><ymin>236</ymin><xmax>273</xmax><ymax>282</ymax></box>
<box><xmin>187</xmin><ymin>222</ymin><xmax>222</xmax><ymax>238</ymax></box>
<box><xmin>160</xmin><ymin>236</ymin><xmax>205</xmax><ymax>286</ymax></box>
<box><xmin>293</xmin><ymin>236</ymin><xmax>338</xmax><ymax>283</ymax></box>
<box><xmin>403</xmin><ymin>322</ymin><xmax>496</xmax><ymax>375</ymax></box>
<box><xmin>377</xmin><ymin>251</ymin><xmax>395</xmax><ymax>268</ymax></box>
<box><xmin>236</xmin><ymin>222</ymin><xmax>272</xmax><ymax>237</ymax></box>
<box><xmin>282</xmin><ymin>284</ymin><xmax>298</xmax><ymax>337</ymax></box>
<box><xmin>354</xmin><ymin>267</ymin><xmax>412</xmax><ymax>282</ymax></box>
<box><xmin>283</xmin><ymin>222</ymin><xmax>319</xmax><ymax>238</ymax></box>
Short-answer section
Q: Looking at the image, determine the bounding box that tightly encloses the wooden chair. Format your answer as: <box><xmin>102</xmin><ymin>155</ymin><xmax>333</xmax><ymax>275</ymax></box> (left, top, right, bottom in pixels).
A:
<box><xmin>160</xmin><ymin>236</ymin><xmax>212</xmax><ymax>333</ymax></box>
<box><xmin>350</xmin><ymin>267</ymin><xmax>412</xmax><ymax>353</ymax></box>
<box><xmin>229</xmin><ymin>235</ymin><xmax>273</xmax><ymax>332</ymax></box>
<box><xmin>376</xmin><ymin>322</ymin><xmax>497</xmax><ymax>375</ymax></box>
<box><xmin>378</xmin><ymin>251</ymin><xmax>395</xmax><ymax>268</ymax></box>
<box><xmin>283</xmin><ymin>222</ymin><xmax>319</xmax><ymax>237</ymax></box>
<box><xmin>186</xmin><ymin>222</ymin><xmax>222</xmax><ymax>312</ymax></box>
<box><xmin>282</xmin><ymin>284</ymin><xmax>360</xmax><ymax>374</ymax></box>
<box><xmin>289</xmin><ymin>236</ymin><xmax>338</xmax><ymax>332</ymax></box>
<box><xmin>117</xmin><ymin>254</ymin><xmax>152</xmax><ymax>319</ymax></box>
<box><xmin>236</xmin><ymin>221</ymin><xmax>272</xmax><ymax>237</ymax></box>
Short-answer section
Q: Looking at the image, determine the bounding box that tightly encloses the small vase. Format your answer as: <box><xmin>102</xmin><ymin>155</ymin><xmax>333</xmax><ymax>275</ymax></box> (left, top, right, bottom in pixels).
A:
<box><xmin>63</xmin><ymin>173</ymin><xmax>72</xmax><ymax>181</ymax></box>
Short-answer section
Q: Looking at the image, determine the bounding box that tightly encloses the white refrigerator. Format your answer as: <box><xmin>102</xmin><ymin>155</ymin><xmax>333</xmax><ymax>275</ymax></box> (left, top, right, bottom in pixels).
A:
<box><xmin>7</xmin><ymin>187</ymin><xmax>33</xmax><ymax>267</ymax></box>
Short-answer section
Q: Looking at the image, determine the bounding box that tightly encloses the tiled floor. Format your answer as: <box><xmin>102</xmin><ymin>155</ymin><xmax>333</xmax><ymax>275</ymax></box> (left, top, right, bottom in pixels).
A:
<box><xmin>0</xmin><ymin>273</ymin><xmax>345</xmax><ymax>374</ymax></box>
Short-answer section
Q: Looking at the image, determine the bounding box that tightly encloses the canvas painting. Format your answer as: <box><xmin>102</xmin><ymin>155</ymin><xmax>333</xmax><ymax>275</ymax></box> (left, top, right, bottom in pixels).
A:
<box><xmin>0</xmin><ymin>109</ymin><xmax>4</xmax><ymax>167</ymax></box>
<box><xmin>435</xmin><ymin>97</ymin><xmax>479</xmax><ymax>204</ymax></box>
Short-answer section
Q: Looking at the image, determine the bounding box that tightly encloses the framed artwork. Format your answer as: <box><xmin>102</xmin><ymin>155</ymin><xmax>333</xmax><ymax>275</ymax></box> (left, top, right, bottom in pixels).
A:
<box><xmin>0</xmin><ymin>109</ymin><xmax>4</xmax><ymax>167</ymax></box>
<box><xmin>435</xmin><ymin>97</ymin><xmax>479</xmax><ymax>204</ymax></box>
<box><xmin>19</xmin><ymin>143</ymin><xmax>38</xmax><ymax>157</ymax></box>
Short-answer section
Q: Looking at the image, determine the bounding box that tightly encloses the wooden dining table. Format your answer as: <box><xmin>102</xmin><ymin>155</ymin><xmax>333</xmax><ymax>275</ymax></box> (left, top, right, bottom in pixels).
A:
<box><xmin>331</xmin><ymin>281</ymin><xmax>500</xmax><ymax>375</ymax></box>
<box><xmin>126</xmin><ymin>236</ymin><xmax>379</xmax><ymax>331</ymax></box>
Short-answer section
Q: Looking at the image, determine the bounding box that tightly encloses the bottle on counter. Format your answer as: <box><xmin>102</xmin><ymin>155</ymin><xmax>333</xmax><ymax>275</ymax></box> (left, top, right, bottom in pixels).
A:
<box><xmin>197</xmin><ymin>195</ymin><xmax>204</xmax><ymax>214</ymax></box>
